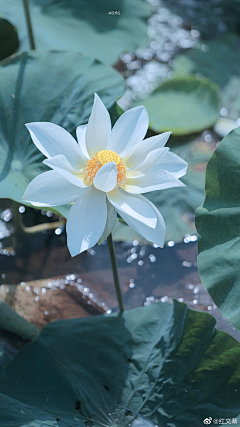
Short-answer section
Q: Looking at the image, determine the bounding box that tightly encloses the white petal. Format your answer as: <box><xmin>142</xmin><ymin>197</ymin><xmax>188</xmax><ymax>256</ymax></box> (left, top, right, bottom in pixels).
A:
<box><xmin>151</xmin><ymin>151</ymin><xmax>188</xmax><ymax>178</ymax></box>
<box><xmin>26</xmin><ymin>122</ymin><xmax>84</xmax><ymax>169</ymax></box>
<box><xmin>22</xmin><ymin>170</ymin><xmax>85</xmax><ymax>207</ymax></box>
<box><xmin>108</xmin><ymin>106</ymin><xmax>149</xmax><ymax>156</ymax></box>
<box><xmin>98</xmin><ymin>200</ymin><xmax>117</xmax><ymax>245</ymax></box>
<box><xmin>85</xmin><ymin>94</ymin><xmax>111</xmax><ymax>157</ymax></box>
<box><xmin>119</xmin><ymin>195</ymin><xmax>166</xmax><ymax>247</ymax></box>
<box><xmin>93</xmin><ymin>162</ymin><xmax>118</xmax><ymax>193</ymax></box>
<box><xmin>123</xmin><ymin>132</ymin><xmax>171</xmax><ymax>169</ymax></box>
<box><xmin>129</xmin><ymin>148</ymin><xmax>170</xmax><ymax>175</ymax></box>
<box><xmin>76</xmin><ymin>125</ymin><xmax>90</xmax><ymax>160</ymax></box>
<box><xmin>124</xmin><ymin>170</ymin><xmax>185</xmax><ymax>194</ymax></box>
<box><xmin>66</xmin><ymin>187</ymin><xmax>107</xmax><ymax>256</ymax></box>
<box><xmin>107</xmin><ymin>188</ymin><xmax>157</xmax><ymax>228</ymax></box>
<box><xmin>43</xmin><ymin>155</ymin><xmax>86</xmax><ymax>188</ymax></box>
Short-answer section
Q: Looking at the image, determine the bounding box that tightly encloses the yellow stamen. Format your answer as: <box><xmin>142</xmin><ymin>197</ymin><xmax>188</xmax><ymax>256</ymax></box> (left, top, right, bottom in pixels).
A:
<box><xmin>85</xmin><ymin>150</ymin><xmax>127</xmax><ymax>187</ymax></box>
<box><xmin>97</xmin><ymin>150</ymin><xmax>121</xmax><ymax>166</ymax></box>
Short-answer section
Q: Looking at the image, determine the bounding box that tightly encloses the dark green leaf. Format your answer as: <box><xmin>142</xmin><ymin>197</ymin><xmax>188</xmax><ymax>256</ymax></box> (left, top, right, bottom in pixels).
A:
<box><xmin>0</xmin><ymin>301</ymin><xmax>240</xmax><ymax>426</ymax></box>
<box><xmin>0</xmin><ymin>18</ymin><xmax>19</xmax><ymax>61</ymax></box>
<box><xmin>196</xmin><ymin>127</ymin><xmax>240</xmax><ymax>331</ymax></box>
<box><xmin>0</xmin><ymin>51</ymin><xmax>124</xmax><ymax>212</ymax></box>
<box><xmin>0</xmin><ymin>394</ymin><xmax>60</xmax><ymax>426</ymax></box>
<box><xmin>0</xmin><ymin>0</ymin><xmax>150</xmax><ymax>65</ymax></box>
<box><xmin>133</xmin><ymin>76</ymin><xmax>219</xmax><ymax>136</ymax></box>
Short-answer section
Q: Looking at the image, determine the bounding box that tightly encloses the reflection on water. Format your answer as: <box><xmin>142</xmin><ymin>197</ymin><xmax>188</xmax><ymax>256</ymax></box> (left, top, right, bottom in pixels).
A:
<box><xmin>0</xmin><ymin>201</ymin><xmax>239</xmax><ymax>342</ymax></box>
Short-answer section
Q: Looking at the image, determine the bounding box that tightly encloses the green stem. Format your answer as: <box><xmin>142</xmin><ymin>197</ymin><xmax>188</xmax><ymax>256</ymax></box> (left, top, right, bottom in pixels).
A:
<box><xmin>107</xmin><ymin>233</ymin><xmax>124</xmax><ymax>312</ymax></box>
<box><xmin>22</xmin><ymin>0</ymin><xmax>35</xmax><ymax>50</ymax></box>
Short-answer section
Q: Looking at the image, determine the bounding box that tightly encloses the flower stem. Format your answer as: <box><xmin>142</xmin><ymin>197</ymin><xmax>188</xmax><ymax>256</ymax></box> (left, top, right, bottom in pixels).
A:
<box><xmin>107</xmin><ymin>233</ymin><xmax>124</xmax><ymax>312</ymax></box>
<box><xmin>22</xmin><ymin>0</ymin><xmax>35</xmax><ymax>50</ymax></box>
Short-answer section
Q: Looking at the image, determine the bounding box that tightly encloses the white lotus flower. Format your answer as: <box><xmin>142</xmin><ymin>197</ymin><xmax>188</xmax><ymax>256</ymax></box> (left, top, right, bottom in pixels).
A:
<box><xmin>23</xmin><ymin>94</ymin><xmax>187</xmax><ymax>256</ymax></box>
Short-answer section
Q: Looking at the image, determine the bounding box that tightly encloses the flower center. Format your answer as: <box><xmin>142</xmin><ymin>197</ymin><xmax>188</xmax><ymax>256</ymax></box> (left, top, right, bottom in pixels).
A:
<box><xmin>97</xmin><ymin>150</ymin><xmax>121</xmax><ymax>166</ymax></box>
<box><xmin>85</xmin><ymin>150</ymin><xmax>126</xmax><ymax>187</ymax></box>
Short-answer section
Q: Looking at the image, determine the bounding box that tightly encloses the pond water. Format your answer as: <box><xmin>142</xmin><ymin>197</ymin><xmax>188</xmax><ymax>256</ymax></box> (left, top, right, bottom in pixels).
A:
<box><xmin>0</xmin><ymin>200</ymin><xmax>239</xmax><ymax>354</ymax></box>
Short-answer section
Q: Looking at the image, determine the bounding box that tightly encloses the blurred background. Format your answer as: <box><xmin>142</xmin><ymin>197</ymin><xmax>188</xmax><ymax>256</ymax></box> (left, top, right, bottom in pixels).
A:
<box><xmin>1</xmin><ymin>0</ymin><xmax>240</xmax><ymax>345</ymax></box>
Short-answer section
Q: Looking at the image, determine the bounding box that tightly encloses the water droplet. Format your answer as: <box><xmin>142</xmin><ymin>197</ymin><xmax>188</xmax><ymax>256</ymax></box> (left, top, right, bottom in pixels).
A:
<box><xmin>167</xmin><ymin>240</ymin><xmax>175</xmax><ymax>247</ymax></box>
<box><xmin>138</xmin><ymin>260</ymin><xmax>144</xmax><ymax>266</ymax></box>
<box><xmin>179</xmin><ymin>39</ymin><xmax>194</xmax><ymax>48</ymax></box>
<box><xmin>161</xmin><ymin>296</ymin><xmax>168</xmax><ymax>303</ymax></box>
<box><xmin>149</xmin><ymin>254</ymin><xmax>156</xmax><ymax>263</ymax></box>
<box><xmin>191</xmin><ymin>29</ymin><xmax>200</xmax><ymax>38</ymax></box>
<box><xmin>182</xmin><ymin>261</ymin><xmax>192</xmax><ymax>268</ymax></box>
<box><xmin>120</xmin><ymin>53</ymin><xmax>134</xmax><ymax>63</ymax></box>
<box><xmin>143</xmin><ymin>51</ymin><xmax>153</xmax><ymax>61</ymax></box>
<box><xmin>193</xmin><ymin>299</ymin><xmax>198</xmax><ymax>305</ymax></box>
<box><xmin>106</xmin><ymin>309</ymin><xmax>112</xmax><ymax>314</ymax></box>
<box><xmin>201</xmin><ymin>44</ymin><xmax>210</xmax><ymax>52</ymax></box>
<box><xmin>55</xmin><ymin>227</ymin><xmax>62</xmax><ymax>235</ymax></box>
<box><xmin>1</xmin><ymin>209</ymin><xmax>12</xmax><ymax>222</ymax></box>
<box><xmin>220</xmin><ymin>107</ymin><xmax>228</xmax><ymax>117</ymax></box>
<box><xmin>66</xmin><ymin>274</ymin><xmax>76</xmax><ymax>281</ymax></box>
<box><xmin>18</xmin><ymin>206</ymin><xmax>25</xmax><ymax>213</ymax></box>
<box><xmin>168</xmin><ymin>71</ymin><xmax>176</xmax><ymax>79</ymax></box>
<box><xmin>89</xmin><ymin>249</ymin><xmax>96</xmax><ymax>256</ymax></box>
<box><xmin>186</xmin><ymin>283</ymin><xmax>194</xmax><ymax>290</ymax></box>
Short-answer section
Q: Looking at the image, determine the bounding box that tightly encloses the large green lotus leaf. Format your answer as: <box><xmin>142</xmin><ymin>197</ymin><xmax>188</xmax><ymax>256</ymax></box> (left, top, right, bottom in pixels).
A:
<box><xmin>0</xmin><ymin>0</ymin><xmax>150</xmax><ymax>65</ymax></box>
<box><xmin>195</xmin><ymin>127</ymin><xmax>240</xmax><ymax>331</ymax></box>
<box><xmin>0</xmin><ymin>51</ymin><xmax>124</xmax><ymax>211</ymax></box>
<box><xmin>0</xmin><ymin>301</ymin><xmax>240</xmax><ymax>426</ymax></box>
<box><xmin>173</xmin><ymin>33</ymin><xmax>240</xmax><ymax>89</ymax></box>
<box><xmin>113</xmin><ymin>138</ymin><xmax>214</xmax><ymax>243</ymax></box>
<box><xmin>133</xmin><ymin>76</ymin><xmax>219</xmax><ymax>136</ymax></box>
<box><xmin>0</xmin><ymin>394</ymin><xmax>60</xmax><ymax>427</ymax></box>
